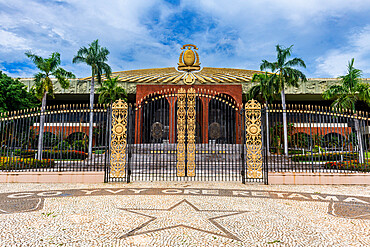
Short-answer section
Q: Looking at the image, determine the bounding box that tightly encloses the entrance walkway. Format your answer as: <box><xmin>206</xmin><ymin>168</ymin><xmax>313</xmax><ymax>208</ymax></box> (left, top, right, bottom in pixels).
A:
<box><xmin>0</xmin><ymin>182</ymin><xmax>369</xmax><ymax>246</ymax></box>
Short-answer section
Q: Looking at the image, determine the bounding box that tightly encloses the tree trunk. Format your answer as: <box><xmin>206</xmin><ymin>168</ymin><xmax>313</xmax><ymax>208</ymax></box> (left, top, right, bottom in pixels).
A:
<box><xmin>37</xmin><ymin>91</ymin><xmax>47</xmax><ymax>160</ymax></box>
<box><xmin>354</xmin><ymin>116</ymin><xmax>364</xmax><ymax>163</ymax></box>
<box><xmin>88</xmin><ymin>76</ymin><xmax>95</xmax><ymax>158</ymax></box>
<box><xmin>281</xmin><ymin>88</ymin><xmax>289</xmax><ymax>156</ymax></box>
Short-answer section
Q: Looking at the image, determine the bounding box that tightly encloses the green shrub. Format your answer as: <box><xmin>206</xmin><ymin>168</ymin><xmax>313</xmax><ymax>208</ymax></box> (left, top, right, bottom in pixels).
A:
<box><xmin>18</xmin><ymin>150</ymin><xmax>88</xmax><ymax>160</ymax></box>
<box><xmin>312</xmin><ymin>145</ymin><xmax>324</xmax><ymax>153</ymax></box>
<box><xmin>72</xmin><ymin>140</ymin><xmax>88</xmax><ymax>152</ymax></box>
<box><xmin>42</xmin><ymin>132</ymin><xmax>59</xmax><ymax>148</ymax></box>
<box><xmin>52</xmin><ymin>140</ymin><xmax>72</xmax><ymax>151</ymax></box>
<box><xmin>288</xmin><ymin>150</ymin><xmax>304</xmax><ymax>155</ymax></box>
<box><xmin>290</xmin><ymin>133</ymin><xmax>310</xmax><ymax>148</ymax></box>
<box><xmin>324</xmin><ymin>160</ymin><xmax>370</xmax><ymax>172</ymax></box>
<box><xmin>0</xmin><ymin>157</ymin><xmax>54</xmax><ymax>170</ymax></box>
<box><xmin>292</xmin><ymin>152</ymin><xmax>358</xmax><ymax>162</ymax></box>
<box><xmin>66</xmin><ymin>132</ymin><xmax>87</xmax><ymax>144</ymax></box>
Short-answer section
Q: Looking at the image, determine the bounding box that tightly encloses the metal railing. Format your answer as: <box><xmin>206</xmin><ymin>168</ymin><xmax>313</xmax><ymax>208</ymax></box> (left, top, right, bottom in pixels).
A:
<box><xmin>264</xmin><ymin>104</ymin><xmax>369</xmax><ymax>173</ymax></box>
<box><xmin>0</xmin><ymin>104</ymin><xmax>110</xmax><ymax>172</ymax></box>
<box><xmin>2</xmin><ymin>101</ymin><xmax>367</xmax><ymax>180</ymax></box>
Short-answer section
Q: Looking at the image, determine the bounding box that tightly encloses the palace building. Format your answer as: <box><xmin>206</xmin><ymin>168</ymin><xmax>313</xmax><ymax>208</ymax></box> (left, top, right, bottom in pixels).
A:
<box><xmin>17</xmin><ymin>44</ymin><xmax>370</xmax><ymax>147</ymax></box>
<box><xmin>19</xmin><ymin>45</ymin><xmax>370</xmax><ymax>108</ymax></box>
<box><xmin>1</xmin><ymin>44</ymin><xmax>367</xmax><ymax>184</ymax></box>
<box><xmin>17</xmin><ymin>44</ymin><xmax>369</xmax><ymax>144</ymax></box>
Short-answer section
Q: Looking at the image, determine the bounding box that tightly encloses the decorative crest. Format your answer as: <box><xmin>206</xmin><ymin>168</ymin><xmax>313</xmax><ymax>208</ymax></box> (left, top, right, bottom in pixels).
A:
<box><xmin>178</xmin><ymin>44</ymin><xmax>201</xmax><ymax>72</ymax></box>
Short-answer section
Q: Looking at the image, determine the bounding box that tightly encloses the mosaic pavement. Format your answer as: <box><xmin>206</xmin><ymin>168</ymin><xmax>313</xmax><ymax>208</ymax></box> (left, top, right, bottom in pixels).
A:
<box><xmin>0</xmin><ymin>182</ymin><xmax>369</xmax><ymax>246</ymax></box>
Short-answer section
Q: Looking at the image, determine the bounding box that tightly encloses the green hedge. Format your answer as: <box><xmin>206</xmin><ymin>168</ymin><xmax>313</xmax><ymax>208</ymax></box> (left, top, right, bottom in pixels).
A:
<box><xmin>292</xmin><ymin>152</ymin><xmax>358</xmax><ymax>162</ymax></box>
<box><xmin>0</xmin><ymin>157</ymin><xmax>54</xmax><ymax>170</ymax></box>
<box><xmin>288</xmin><ymin>150</ymin><xmax>304</xmax><ymax>155</ymax></box>
<box><xmin>18</xmin><ymin>150</ymin><xmax>88</xmax><ymax>160</ymax></box>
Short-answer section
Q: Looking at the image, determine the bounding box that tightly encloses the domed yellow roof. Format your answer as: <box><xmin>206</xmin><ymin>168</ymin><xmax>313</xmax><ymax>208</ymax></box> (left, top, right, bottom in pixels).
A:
<box><xmin>81</xmin><ymin>67</ymin><xmax>263</xmax><ymax>84</ymax></box>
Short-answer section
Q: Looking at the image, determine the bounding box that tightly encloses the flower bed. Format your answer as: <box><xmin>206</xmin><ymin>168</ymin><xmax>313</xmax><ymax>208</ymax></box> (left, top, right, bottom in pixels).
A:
<box><xmin>0</xmin><ymin>157</ymin><xmax>54</xmax><ymax>170</ymax></box>
<box><xmin>292</xmin><ymin>152</ymin><xmax>358</xmax><ymax>162</ymax></box>
<box><xmin>324</xmin><ymin>160</ymin><xmax>370</xmax><ymax>172</ymax></box>
<box><xmin>18</xmin><ymin>150</ymin><xmax>88</xmax><ymax>160</ymax></box>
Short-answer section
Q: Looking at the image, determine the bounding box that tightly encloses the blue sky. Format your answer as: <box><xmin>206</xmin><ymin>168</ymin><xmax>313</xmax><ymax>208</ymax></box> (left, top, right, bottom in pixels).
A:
<box><xmin>1</xmin><ymin>0</ymin><xmax>370</xmax><ymax>78</ymax></box>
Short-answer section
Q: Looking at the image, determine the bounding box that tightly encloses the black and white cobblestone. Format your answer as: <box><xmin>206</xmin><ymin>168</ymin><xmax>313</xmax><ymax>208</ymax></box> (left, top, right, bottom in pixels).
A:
<box><xmin>0</xmin><ymin>182</ymin><xmax>368</xmax><ymax>246</ymax></box>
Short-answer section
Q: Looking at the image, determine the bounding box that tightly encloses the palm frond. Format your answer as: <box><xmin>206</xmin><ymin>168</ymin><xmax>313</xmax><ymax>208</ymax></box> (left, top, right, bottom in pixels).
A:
<box><xmin>49</xmin><ymin>52</ymin><xmax>61</xmax><ymax>70</ymax></box>
<box><xmin>324</xmin><ymin>58</ymin><xmax>367</xmax><ymax>111</ymax></box>
<box><xmin>356</xmin><ymin>82</ymin><xmax>370</xmax><ymax>104</ymax></box>
<box><xmin>282</xmin><ymin>67</ymin><xmax>307</xmax><ymax>87</ymax></box>
<box><xmin>248</xmin><ymin>72</ymin><xmax>277</xmax><ymax>102</ymax></box>
<box><xmin>97</xmin><ymin>76</ymin><xmax>126</xmax><ymax>104</ymax></box>
<box><xmin>25</xmin><ymin>52</ymin><xmax>48</xmax><ymax>72</ymax></box>
<box><xmin>34</xmin><ymin>72</ymin><xmax>45</xmax><ymax>83</ymax></box>
<box><xmin>247</xmin><ymin>85</ymin><xmax>261</xmax><ymax>101</ymax></box>
<box><xmin>339</xmin><ymin>58</ymin><xmax>362</xmax><ymax>90</ymax></box>
<box><xmin>331</xmin><ymin>94</ymin><xmax>356</xmax><ymax>112</ymax></box>
<box><xmin>73</xmin><ymin>40</ymin><xmax>111</xmax><ymax>82</ymax></box>
<box><xmin>25</xmin><ymin>52</ymin><xmax>43</xmax><ymax>66</ymax></box>
<box><xmin>53</xmin><ymin>67</ymin><xmax>75</xmax><ymax>78</ymax></box>
<box><xmin>26</xmin><ymin>51</ymin><xmax>74</xmax><ymax>100</ymax></box>
<box><xmin>99</xmin><ymin>62</ymin><xmax>112</xmax><ymax>77</ymax></box>
<box><xmin>73</xmin><ymin>47</ymin><xmax>89</xmax><ymax>64</ymax></box>
<box><xmin>284</xmin><ymin>57</ymin><xmax>306</xmax><ymax>68</ymax></box>
<box><xmin>276</xmin><ymin>44</ymin><xmax>293</xmax><ymax>66</ymax></box>
<box><xmin>322</xmin><ymin>85</ymin><xmax>347</xmax><ymax>100</ymax></box>
<box><xmin>260</xmin><ymin>60</ymin><xmax>277</xmax><ymax>72</ymax></box>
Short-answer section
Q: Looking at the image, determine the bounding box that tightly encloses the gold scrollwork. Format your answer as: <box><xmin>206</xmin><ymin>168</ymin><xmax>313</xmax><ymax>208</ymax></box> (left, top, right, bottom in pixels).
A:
<box><xmin>177</xmin><ymin>88</ymin><xmax>186</xmax><ymax>177</ymax></box>
<box><xmin>110</xmin><ymin>99</ymin><xmax>128</xmax><ymax>178</ymax></box>
<box><xmin>186</xmin><ymin>88</ymin><xmax>196</xmax><ymax>176</ymax></box>
<box><xmin>245</xmin><ymin>99</ymin><xmax>263</xmax><ymax>179</ymax></box>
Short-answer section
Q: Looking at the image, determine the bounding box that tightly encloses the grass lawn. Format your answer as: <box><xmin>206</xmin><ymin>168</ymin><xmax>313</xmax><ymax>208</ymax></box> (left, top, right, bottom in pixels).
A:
<box><xmin>93</xmin><ymin>150</ymin><xmax>106</xmax><ymax>154</ymax></box>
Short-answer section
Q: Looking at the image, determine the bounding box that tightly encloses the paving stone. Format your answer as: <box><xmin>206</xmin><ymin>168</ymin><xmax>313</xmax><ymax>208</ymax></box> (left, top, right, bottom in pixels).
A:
<box><xmin>0</xmin><ymin>182</ymin><xmax>368</xmax><ymax>246</ymax></box>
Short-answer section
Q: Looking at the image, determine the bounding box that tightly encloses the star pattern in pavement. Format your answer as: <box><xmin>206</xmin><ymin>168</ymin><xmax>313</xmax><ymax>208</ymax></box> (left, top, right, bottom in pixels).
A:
<box><xmin>118</xmin><ymin>199</ymin><xmax>249</xmax><ymax>241</ymax></box>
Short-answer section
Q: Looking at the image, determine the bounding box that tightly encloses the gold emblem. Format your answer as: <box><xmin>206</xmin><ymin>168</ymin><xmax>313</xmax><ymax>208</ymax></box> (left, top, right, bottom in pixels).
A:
<box><xmin>178</xmin><ymin>44</ymin><xmax>201</xmax><ymax>85</ymax></box>
<box><xmin>178</xmin><ymin>44</ymin><xmax>201</xmax><ymax>71</ymax></box>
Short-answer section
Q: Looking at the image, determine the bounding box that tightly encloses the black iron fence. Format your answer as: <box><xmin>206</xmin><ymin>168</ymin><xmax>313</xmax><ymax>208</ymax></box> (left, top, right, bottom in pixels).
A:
<box><xmin>0</xmin><ymin>104</ymin><xmax>110</xmax><ymax>172</ymax></box>
<box><xmin>0</xmin><ymin>101</ymin><xmax>368</xmax><ymax>181</ymax></box>
<box><xmin>264</xmin><ymin>104</ymin><xmax>370</xmax><ymax>173</ymax></box>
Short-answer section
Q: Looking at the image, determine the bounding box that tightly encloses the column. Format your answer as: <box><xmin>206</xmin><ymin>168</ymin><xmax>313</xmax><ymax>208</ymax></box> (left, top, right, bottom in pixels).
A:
<box><xmin>135</xmin><ymin>107</ymin><xmax>142</xmax><ymax>144</ymax></box>
<box><xmin>201</xmin><ymin>97</ymin><xmax>211</xmax><ymax>143</ymax></box>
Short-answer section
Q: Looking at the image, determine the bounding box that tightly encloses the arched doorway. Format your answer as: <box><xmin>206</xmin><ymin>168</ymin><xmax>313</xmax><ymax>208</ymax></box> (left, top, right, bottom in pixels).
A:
<box><xmin>141</xmin><ymin>95</ymin><xmax>170</xmax><ymax>143</ymax></box>
<box><xmin>208</xmin><ymin>96</ymin><xmax>236</xmax><ymax>144</ymax></box>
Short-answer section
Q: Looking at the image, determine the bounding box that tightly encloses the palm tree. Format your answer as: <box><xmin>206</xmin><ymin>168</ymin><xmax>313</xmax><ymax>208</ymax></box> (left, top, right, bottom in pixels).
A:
<box><xmin>25</xmin><ymin>52</ymin><xmax>75</xmax><ymax>160</ymax></box>
<box><xmin>97</xmin><ymin>76</ymin><xmax>127</xmax><ymax>104</ymax></box>
<box><xmin>247</xmin><ymin>72</ymin><xmax>278</xmax><ymax>155</ymax></box>
<box><xmin>323</xmin><ymin>58</ymin><xmax>370</xmax><ymax>163</ymax></box>
<box><xmin>247</xmin><ymin>72</ymin><xmax>277</xmax><ymax>103</ymax></box>
<box><xmin>260</xmin><ymin>45</ymin><xmax>307</xmax><ymax>156</ymax></box>
<box><xmin>73</xmin><ymin>39</ymin><xmax>111</xmax><ymax>157</ymax></box>
<box><xmin>323</xmin><ymin>58</ymin><xmax>370</xmax><ymax>111</ymax></box>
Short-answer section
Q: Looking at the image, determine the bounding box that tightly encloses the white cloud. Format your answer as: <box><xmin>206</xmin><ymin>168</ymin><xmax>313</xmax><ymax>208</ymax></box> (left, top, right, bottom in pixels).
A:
<box><xmin>316</xmin><ymin>25</ymin><xmax>370</xmax><ymax>77</ymax></box>
<box><xmin>1</xmin><ymin>0</ymin><xmax>370</xmax><ymax>77</ymax></box>
<box><xmin>0</xmin><ymin>30</ymin><xmax>30</xmax><ymax>51</ymax></box>
<box><xmin>194</xmin><ymin>0</ymin><xmax>370</xmax><ymax>25</ymax></box>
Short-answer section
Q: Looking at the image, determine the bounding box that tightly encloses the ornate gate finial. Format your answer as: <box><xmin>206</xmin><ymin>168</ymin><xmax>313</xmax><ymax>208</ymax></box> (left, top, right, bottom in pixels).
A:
<box><xmin>178</xmin><ymin>44</ymin><xmax>201</xmax><ymax>72</ymax></box>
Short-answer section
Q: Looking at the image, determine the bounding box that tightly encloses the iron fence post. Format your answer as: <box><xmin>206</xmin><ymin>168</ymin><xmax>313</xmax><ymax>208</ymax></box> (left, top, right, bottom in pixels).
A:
<box><xmin>126</xmin><ymin>104</ymin><xmax>133</xmax><ymax>183</ymax></box>
<box><xmin>240</xmin><ymin>107</ymin><xmax>246</xmax><ymax>184</ymax></box>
